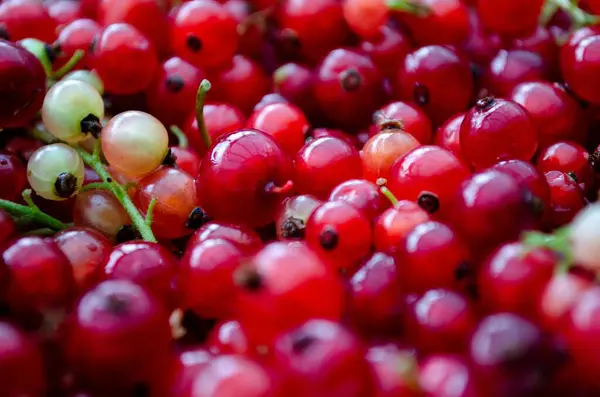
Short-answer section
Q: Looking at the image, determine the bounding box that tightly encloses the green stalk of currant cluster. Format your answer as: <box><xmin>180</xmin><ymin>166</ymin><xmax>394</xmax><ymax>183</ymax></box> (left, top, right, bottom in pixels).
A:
<box><xmin>196</xmin><ymin>79</ymin><xmax>213</xmax><ymax>150</ymax></box>
<box><xmin>0</xmin><ymin>189</ymin><xmax>68</xmax><ymax>231</ymax></box>
<box><xmin>523</xmin><ymin>227</ymin><xmax>573</xmax><ymax>274</ymax></box>
<box><xmin>545</xmin><ymin>0</ymin><xmax>599</xmax><ymax>27</ymax></box>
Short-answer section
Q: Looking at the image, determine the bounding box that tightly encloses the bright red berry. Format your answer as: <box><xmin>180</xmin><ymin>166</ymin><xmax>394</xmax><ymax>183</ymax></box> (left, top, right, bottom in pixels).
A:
<box><xmin>476</xmin><ymin>0</ymin><xmax>544</xmax><ymax>37</ymax></box>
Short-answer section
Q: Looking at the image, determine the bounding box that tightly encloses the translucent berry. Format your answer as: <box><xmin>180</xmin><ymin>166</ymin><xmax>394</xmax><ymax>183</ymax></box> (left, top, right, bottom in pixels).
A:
<box><xmin>373</xmin><ymin>200</ymin><xmax>431</xmax><ymax>253</ymax></box>
<box><xmin>73</xmin><ymin>189</ymin><xmax>131</xmax><ymax>242</ymax></box>
<box><xmin>275</xmin><ymin>194</ymin><xmax>322</xmax><ymax>241</ymax></box>
<box><xmin>362</xmin><ymin>129</ymin><xmax>421</xmax><ymax>183</ymax></box>
<box><xmin>329</xmin><ymin>179</ymin><xmax>387</xmax><ymax>220</ymax></box>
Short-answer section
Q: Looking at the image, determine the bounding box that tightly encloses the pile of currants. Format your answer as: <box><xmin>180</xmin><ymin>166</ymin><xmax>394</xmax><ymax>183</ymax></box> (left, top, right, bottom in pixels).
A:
<box><xmin>4</xmin><ymin>0</ymin><xmax>600</xmax><ymax>395</ymax></box>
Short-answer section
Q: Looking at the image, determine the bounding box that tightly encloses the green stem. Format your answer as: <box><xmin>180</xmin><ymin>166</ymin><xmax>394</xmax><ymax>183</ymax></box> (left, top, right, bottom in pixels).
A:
<box><xmin>170</xmin><ymin>125</ymin><xmax>189</xmax><ymax>149</ymax></box>
<box><xmin>376</xmin><ymin>178</ymin><xmax>399</xmax><ymax>207</ymax></box>
<box><xmin>51</xmin><ymin>49</ymin><xmax>85</xmax><ymax>80</ymax></box>
<box><xmin>81</xmin><ymin>182</ymin><xmax>111</xmax><ymax>192</ymax></box>
<box><xmin>386</xmin><ymin>0</ymin><xmax>430</xmax><ymax>16</ymax></box>
<box><xmin>195</xmin><ymin>79</ymin><xmax>212</xmax><ymax>151</ymax></box>
<box><xmin>145</xmin><ymin>198</ymin><xmax>157</xmax><ymax>227</ymax></box>
<box><xmin>72</xmin><ymin>140</ymin><xmax>157</xmax><ymax>242</ymax></box>
<box><xmin>0</xmin><ymin>190</ymin><xmax>68</xmax><ymax>231</ymax></box>
<box><xmin>522</xmin><ymin>228</ymin><xmax>572</xmax><ymax>274</ymax></box>
<box><xmin>549</xmin><ymin>0</ymin><xmax>599</xmax><ymax>27</ymax></box>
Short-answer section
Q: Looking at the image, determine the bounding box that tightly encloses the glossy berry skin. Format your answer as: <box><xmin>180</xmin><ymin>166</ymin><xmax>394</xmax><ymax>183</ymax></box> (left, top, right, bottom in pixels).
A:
<box><xmin>0</xmin><ymin>321</ymin><xmax>46</xmax><ymax>397</ymax></box>
<box><xmin>169</xmin><ymin>347</ymin><xmax>212</xmax><ymax>397</ymax></box>
<box><xmin>419</xmin><ymin>355</ymin><xmax>478</xmax><ymax>397</ymax></box>
<box><xmin>73</xmin><ymin>189</ymin><xmax>131</xmax><ymax>242</ymax></box>
<box><xmin>510</xmin><ymin>82</ymin><xmax>586</xmax><ymax>149</ymax></box>
<box><xmin>434</xmin><ymin>112</ymin><xmax>464</xmax><ymax>158</ymax></box>
<box><xmin>305</xmin><ymin>200</ymin><xmax>372</xmax><ymax>272</ymax></box>
<box><xmin>561</xmin><ymin>32</ymin><xmax>600</xmax><ymax>105</ymax></box>
<box><xmin>146</xmin><ymin>56</ymin><xmax>205</xmax><ymax>128</ymax></box>
<box><xmin>460</xmin><ymin>97</ymin><xmax>539</xmax><ymax>169</ymax></box>
<box><xmin>396</xmin><ymin>45</ymin><xmax>474</xmax><ymax>125</ymax></box>
<box><xmin>185</xmin><ymin>102</ymin><xmax>245</xmax><ymax>155</ymax></box>
<box><xmin>359</xmin><ymin>25</ymin><xmax>412</xmax><ymax>79</ymax></box>
<box><xmin>273</xmin><ymin>319</ymin><xmax>375</xmax><ymax>397</ymax></box>
<box><xmin>135</xmin><ymin>167</ymin><xmax>200</xmax><ymax>240</ymax></box>
<box><xmin>179</xmin><ymin>238</ymin><xmax>243</xmax><ymax>319</ymax></box>
<box><xmin>372</xmin><ymin>101</ymin><xmax>434</xmax><ymax>144</ymax></box>
<box><xmin>207</xmin><ymin>320</ymin><xmax>249</xmax><ymax>356</ymax></box>
<box><xmin>104</xmin><ymin>242</ymin><xmax>179</xmax><ymax>306</ymax></box>
<box><xmin>210</xmin><ymin>55</ymin><xmax>270</xmax><ymax>114</ymax></box>
<box><xmin>54</xmin><ymin>227</ymin><xmax>111</xmax><ymax>293</ymax></box>
<box><xmin>410</xmin><ymin>289</ymin><xmax>476</xmax><ymax>355</ymax></box>
<box><xmin>536</xmin><ymin>142</ymin><xmax>595</xmax><ymax>194</ymax></box>
<box><xmin>276</xmin><ymin>194</ymin><xmax>322</xmax><ymax>241</ymax></box>
<box><xmin>65</xmin><ymin>280</ymin><xmax>172</xmax><ymax>393</ymax></box>
<box><xmin>277</xmin><ymin>0</ymin><xmax>349</xmax><ymax>63</ymax></box>
<box><xmin>539</xmin><ymin>272</ymin><xmax>592</xmax><ymax>333</ymax></box>
<box><xmin>235</xmin><ymin>242</ymin><xmax>344</xmax><ymax>346</ymax></box>
<box><xmin>171</xmin><ymin>146</ymin><xmax>201</xmax><ymax>176</ymax></box>
<box><xmin>387</xmin><ymin>146</ymin><xmax>470</xmax><ymax>220</ymax></box>
<box><xmin>373</xmin><ymin>200</ymin><xmax>430</xmax><ymax>254</ymax></box>
<box><xmin>0</xmin><ymin>40</ymin><xmax>46</xmax><ymax>128</ymax></box>
<box><xmin>55</xmin><ymin>18</ymin><xmax>102</xmax><ymax>70</ymax></box>
<box><xmin>0</xmin><ymin>152</ymin><xmax>27</xmax><ymax>201</ymax></box>
<box><xmin>477</xmin><ymin>0</ymin><xmax>544</xmax><ymax>38</ymax></box>
<box><xmin>470</xmin><ymin>313</ymin><xmax>560</xmax><ymax>397</ymax></box>
<box><xmin>1</xmin><ymin>236</ymin><xmax>76</xmax><ymax>317</ymax></box>
<box><xmin>348</xmin><ymin>253</ymin><xmax>404</xmax><ymax>338</ymax></box>
<box><xmin>399</xmin><ymin>221</ymin><xmax>471</xmax><ymax>294</ymax></box>
<box><xmin>543</xmin><ymin>170</ymin><xmax>586</xmax><ymax>228</ymax></box>
<box><xmin>314</xmin><ymin>48</ymin><xmax>384</xmax><ymax>129</ymax></box>
<box><xmin>366</xmin><ymin>344</ymin><xmax>420</xmax><ymax>397</ymax></box>
<box><xmin>0</xmin><ymin>209</ymin><xmax>16</xmax><ymax>246</ymax></box>
<box><xmin>171</xmin><ymin>0</ymin><xmax>238</xmax><ymax>69</ymax></box>
<box><xmin>396</xmin><ymin>0</ymin><xmax>470</xmax><ymax>46</ymax></box>
<box><xmin>362</xmin><ymin>129</ymin><xmax>421</xmax><ymax>183</ymax></box>
<box><xmin>478</xmin><ymin>243</ymin><xmax>556</xmax><ymax>319</ymax></box>
<box><xmin>329</xmin><ymin>179</ymin><xmax>386</xmax><ymax>220</ymax></box>
<box><xmin>450</xmin><ymin>170</ymin><xmax>537</xmax><ymax>255</ymax></box>
<box><xmin>294</xmin><ymin>137</ymin><xmax>362</xmax><ymax>200</ymax></box>
<box><xmin>188</xmin><ymin>221</ymin><xmax>263</xmax><ymax>255</ymax></box>
<box><xmin>273</xmin><ymin>62</ymin><xmax>317</xmax><ymax>118</ymax></box>
<box><xmin>483</xmin><ymin>50</ymin><xmax>550</xmax><ymax>97</ymax></box>
<box><xmin>92</xmin><ymin>23</ymin><xmax>158</xmax><ymax>95</ymax></box>
<box><xmin>343</xmin><ymin>0</ymin><xmax>387</xmax><ymax>39</ymax></box>
<box><xmin>247</xmin><ymin>103</ymin><xmax>309</xmax><ymax>157</ymax></box>
<box><xmin>98</xmin><ymin>0</ymin><xmax>170</xmax><ymax>57</ymax></box>
<box><xmin>197</xmin><ymin>129</ymin><xmax>294</xmax><ymax>228</ymax></box>
<box><xmin>0</xmin><ymin>0</ymin><xmax>57</xmax><ymax>42</ymax></box>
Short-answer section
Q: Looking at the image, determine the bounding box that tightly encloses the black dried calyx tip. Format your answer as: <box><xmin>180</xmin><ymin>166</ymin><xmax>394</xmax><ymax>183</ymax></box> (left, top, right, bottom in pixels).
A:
<box><xmin>291</xmin><ymin>333</ymin><xmax>316</xmax><ymax>353</ymax></box>
<box><xmin>235</xmin><ymin>265</ymin><xmax>263</xmax><ymax>292</ymax></box>
<box><xmin>44</xmin><ymin>43</ymin><xmax>61</xmax><ymax>64</ymax></box>
<box><xmin>165</xmin><ymin>74</ymin><xmax>185</xmax><ymax>93</ymax></box>
<box><xmin>340</xmin><ymin>68</ymin><xmax>362</xmax><ymax>92</ymax></box>
<box><xmin>54</xmin><ymin>172</ymin><xmax>78</xmax><ymax>198</ymax></box>
<box><xmin>0</xmin><ymin>25</ymin><xmax>8</xmax><ymax>41</ymax></box>
<box><xmin>281</xmin><ymin>217</ymin><xmax>305</xmax><ymax>239</ymax></box>
<box><xmin>185</xmin><ymin>206</ymin><xmax>211</xmax><ymax>230</ymax></box>
<box><xmin>319</xmin><ymin>227</ymin><xmax>339</xmax><ymax>251</ymax></box>
<box><xmin>116</xmin><ymin>225</ymin><xmax>141</xmax><ymax>243</ymax></box>
<box><xmin>80</xmin><ymin>113</ymin><xmax>102</xmax><ymax>138</ymax></box>
<box><xmin>590</xmin><ymin>148</ymin><xmax>600</xmax><ymax>172</ymax></box>
<box><xmin>417</xmin><ymin>192</ymin><xmax>440</xmax><ymax>214</ymax></box>
<box><xmin>162</xmin><ymin>149</ymin><xmax>178</xmax><ymax>166</ymax></box>
<box><xmin>476</xmin><ymin>96</ymin><xmax>496</xmax><ymax>110</ymax></box>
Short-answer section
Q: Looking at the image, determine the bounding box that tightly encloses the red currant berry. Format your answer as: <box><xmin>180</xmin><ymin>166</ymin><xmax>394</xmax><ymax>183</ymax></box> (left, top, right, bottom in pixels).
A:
<box><xmin>419</xmin><ymin>355</ymin><xmax>478</xmax><ymax>397</ymax></box>
<box><xmin>478</xmin><ymin>243</ymin><xmax>556</xmax><ymax>319</ymax></box>
<box><xmin>396</xmin><ymin>45</ymin><xmax>474</xmax><ymax>125</ymax></box>
<box><xmin>54</xmin><ymin>227</ymin><xmax>111</xmax><ymax>293</ymax></box>
<box><xmin>362</xmin><ymin>129</ymin><xmax>421</xmax><ymax>183</ymax></box>
<box><xmin>171</xmin><ymin>146</ymin><xmax>201</xmax><ymax>176</ymax></box>
<box><xmin>359</xmin><ymin>25</ymin><xmax>412</xmax><ymax>79</ymax></box>
<box><xmin>0</xmin><ymin>40</ymin><xmax>46</xmax><ymax>128</ymax></box>
<box><xmin>169</xmin><ymin>347</ymin><xmax>211</xmax><ymax>397</ymax></box>
<box><xmin>276</xmin><ymin>194</ymin><xmax>322</xmax><ymax>240</ymax></box>
<box><xmin>491</xmin><ymin>159</ymin><xmax>550</xmax><ymax>215</ymax></box>
<box><xmin>273</xmin><ymin>62</ymin><xmax>317</xmax><ymax>118</ymax></box>
<box><xmin>0</xmin><ymin>152</ymin><xmax>27</xmax><ymax>201</ymax></box>
<box><xmin>294</xmin><ymin>137</ymin><xmax>362</xmax><ymax>200</ymax></box>
<box><xmin>98</xmin><ymin>0</ymin><xmax>170</xmax><ymax>57</ymax></box>
<box><xmin>73</xmin><ymin>189</ymin><xmax>131</xmax><ymax>242</ymax></box>
<box><xmin>179</xmin><ymin>238</ymin><xmax>243</xmax><ymax>319</ymax></box>
<box><xmin>512</xmin><ymin>26</ymin><xmax>559</xmax><ymax>70</ymax></box>
<box><xmin>366</xmin><ymin>344</ymin><xmax>420</xmax><ymax>397</ymax></box>
<box><xmin>55</xmin><ymin>18</ymin><xmax>101</xmax><ymax>70</ymax></box>
<box><xmin>372</xmin><ymin>101</ymin><xmax>434</xmax><ymax>144</ymax></box>
<box><xmin>343</xmin><ymin>0</ymin><xmax>388</xmax><ymax>39</ymax></box>
<box><xmin>247</xmin><ymin>102</ymin><xmax>309</xmax><ymax>157</ymax></box>
<box><xmin>273</xmin><ymin>319</ymin><xmax>375</xmax><ymax>397</ymax></box>
<box><xmin>462</xmin><ymin>8</ymin><xmax>501</xmax><ymax>65</ymax></box>
<box><xmin>92</xmin><ymin>23</ymin><xmax>158</xmax><ymax>95</ymax></box>
<box><xmin>135</xmin><ymin>166</ymin><xmax>200</xmax><ymax>240</ymax></box>
<box><xmin>460</xmin><ymin>97</ymin><xmax>539</xmax><ymax>169</ymax></box>
<box><xmin>210</xmin><ymin>55</ymin><xmax>269</xmax><ymax>114</ymax></box>
<box><xmin>348</xmin><ymin>252</ymin><xmax>404</xmax><ymax>337</ymax></box>
<box><xmin>537</xmin><ymin>141</ymin><xmax>595</xmax><ymax>194</ymax></box>
<box><xmin>406</xmin><ymin>289</ymin><xmax>476</xmax><ymax>354</ymax></box>
<box><xmin>146</xmin><ymin>56</ymin><xmax>205</xmax><ymax>127</ymax></box>
<box><xmin>510</xmin><ymin>81</ymin><xmax>586</xmax><ymax>149</ymax></box>
<box><xmin>540</xmin><ymin>272</ymin><xmax>592</xmax><ymax>332</ymax></box>
<box><xmin>561</xmin><ymin>32</ymin><xmax>600</xmax><ymax>105</ymax></box>
<box><xmin>0</xmin><ymin>0</ymin><xmax>57</xmax><ymax>42</ymax></box>
<box><xmin>235</xmin><ymin>242</ymin><xmax>344</xmax><ymax>346</ymax></box>
<box><xmin>305</xmin><ymin>200</ymin><xmax>372</xmax><ymax>272</ymax></box>
<box><xmin>47</xmin><ymin>0</ymin><xmax>83</xmax><ymax>29</ymax></box>
<box><xmin>0</xmin><ymin>209</ymin><xmax>16</xmax><ymax>246</ymax></box>
<box><xmin>187</xmin><ymin>221</ymin><xmax>263</xmax><ymax>255</ymax></box>
<box><xmin>197</xmin><ymin>129</ymin><xmax>294</xmax><ymax>228</ymax></box>
<box><xmin>329</xmin><ymin>179</ymin><xmax>387</xmax><ymax>220</ymax></box>
<box><xmin>543</xmin><ymin>170</ymin><xmax>586</xmax><ymax>228</ymax></box>
<box><xmin>450</xmin><ymin>170</ymin><xmax>538</xmax><ymax>254</ymax></box>
<box><xmin>483</xmin><ymin>49</ymin><xmax>551</xmax><ymax>97</ymax></box>
<box><xmin>65</xmin><ymin>280</ymin><xmax>172</xmax><ymax>393</ymax></box>
<box><xmin>104</xmin><ymin>241</ymin><xmax>179</xmax><ymax>306</ymax></box>
<box><xmin>373</xmin><ymin>200</ymin><xmax>430</xmax><ymax>254</ymax></box>
<box><xmin>277</xmin><ymin>0</ymin><xmax>349</xmax><ymax>63</ymax></box>
<box><xmin>476</xmin><ymin>0</ymin><xmax>544</xmax><ymax>37</ymax></box>
<box><xmin>171</xmin><ymin>0</ymin><xmax>238</xmax><ymax>69</ymax></box>
<box><xmin>207</xmin><ymin>320</ymin><xmax>249</xmax><ymax>355</ymax></box>
<box><xmin>433</xmin><ymin>112</ymin><xmax>464</xmax><ymax>158</ymax></box>
<box><xmin>314</xmin><ymin>48</ymin><xmax>384</xmax><ymax>129</ymax></box>
<box><xmin>0</xmin><ymin>322</ymin><xmax>45</xmax><ymax>397</ymax></box>
<box><xmin>253</xmin><ymin>93</ymin><xmax>289</xmax><ymax>113</ymax></box>
<box><xmin>4</xmin><ymin>135</ymin><xmax>43</xmax><ymax>162</ymax></box>
<box><xmin>184</xmin><ymin>102</ymin><xmax>245</xmax><ymax>155</ymax></box>
<box><xmin>387</xmin><ymin>146</ymin><xmax>470</xmax><ymax>220</ymax></box>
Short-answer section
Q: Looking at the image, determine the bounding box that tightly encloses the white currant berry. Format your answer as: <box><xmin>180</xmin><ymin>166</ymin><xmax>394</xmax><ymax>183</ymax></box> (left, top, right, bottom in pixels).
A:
<box><xmin>570</xmin><ymin>203</ymin><xmax>600</xmax><ymax>271</ymax></box>
<box><xmin>62</xmin><ymin>70</ymin><xmax>105</xmax><ymax>94</ymax></box>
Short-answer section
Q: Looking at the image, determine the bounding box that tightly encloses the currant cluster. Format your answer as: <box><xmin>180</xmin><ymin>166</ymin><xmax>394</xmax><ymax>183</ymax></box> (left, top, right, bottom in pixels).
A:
<box><xmin>2</xmin><ymin>0</ymin><xmax>600</xmax><ymax>396</ymax></box>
